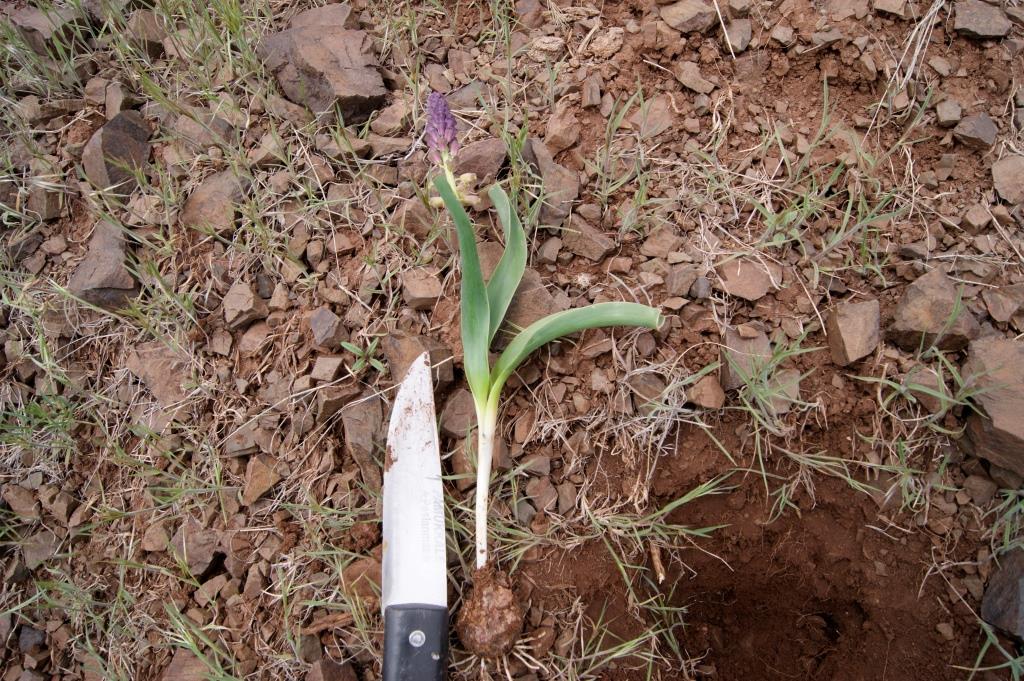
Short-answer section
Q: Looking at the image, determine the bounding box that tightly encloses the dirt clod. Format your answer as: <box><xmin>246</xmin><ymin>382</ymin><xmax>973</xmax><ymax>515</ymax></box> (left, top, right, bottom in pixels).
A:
<box><xmin>456</xmin><ymin>567</ymin><xmax>524</xmax><ymax>658</ymax></box>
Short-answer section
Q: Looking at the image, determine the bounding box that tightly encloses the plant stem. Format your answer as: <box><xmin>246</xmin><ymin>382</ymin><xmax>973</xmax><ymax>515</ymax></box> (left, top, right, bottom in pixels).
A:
<box><xmin>474</xmin><ymin>405</ymin><xmax>498</xmax><ymax>569</ymax></box>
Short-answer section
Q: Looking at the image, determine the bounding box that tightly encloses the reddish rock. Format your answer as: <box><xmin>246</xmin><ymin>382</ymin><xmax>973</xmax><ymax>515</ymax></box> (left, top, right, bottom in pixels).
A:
<box><xmin>720</xmin><ymin>326</ymin><xmax>771</xmax><ymax>391</ymax></box>
<box><xmin>562</xmin><ymin>215</ymin><xmax>614</xmax><ymax>262</ymax></box>
<box><xmin>381</xmin><ymin>333</ymin><xmax>454</xmax><ymax>388</ymax></box>
<box><xmin>688</xmin><ymin>374</ymin><xmax>726</xmax><ymax>408</ymax></box>
<box><xmin>454</xmin><ymin>138</ymin><xmax>508</xmax><ymax>185</ymax></box>
<box><xmin>715</xmin><ymin>258</ymin><xmax>778</xmax><ymax>301</ymax></box>
<box><xmin>887</xmin><ymin>269</ymin><xmax>979</xmax><ymax>352</ymax></box>
<box><xmin>180</xmin><ymin>171</ymin><xmax>249</xmax><ymax>233</ymax></box>
<box><xmin>660</xmin><ymin>0</ymin><xmax>715</xmax><ymax>32</ymax></box>
<box><xmin>402</xmin><ymin>267</ymin><xmax>442</xmax><ymax>311</ymax></box>
<box><xmin>963</xmin><ymin>337</ymin><xmax>1024</xmax><ymax>476</ymax></box>
<box><xmin>258</xmin><ymin>7</ymin><xmax>385</xmax><ymax>121</ymax></box>
<box><xmin>82</xmin><ymin>111</ymin><xmax>151</xmax><ymax>195</ymax></box>
<box><xmin>826</xmin><ymin>299</ymin><xmax>880</xmax><ymax>366</ymax></box>
<box><xmin>67</xmin><ymin>220</ymin><xmax>138</xmax><ymax>309</ymax></box>
<box><xmin>992</xmin><ymin>155</ymin><xmax>1024</xmax><ymax>205</ymax></box>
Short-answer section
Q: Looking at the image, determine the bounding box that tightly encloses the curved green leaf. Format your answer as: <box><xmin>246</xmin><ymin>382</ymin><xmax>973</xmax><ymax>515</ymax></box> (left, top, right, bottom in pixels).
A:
<box><xmin>489</xmin><ymin>302</ymin><xmax>662</xmax><ymax>399</ymax></box>
<box><xmin>434</xmin><ymin>176</ymin><xmax>490</xmax><ymax>404</ymax></box>
<box><xmin>484</xmin><ymin>185</ymin><xmax>527</xmax><ymax>343</ymax></box>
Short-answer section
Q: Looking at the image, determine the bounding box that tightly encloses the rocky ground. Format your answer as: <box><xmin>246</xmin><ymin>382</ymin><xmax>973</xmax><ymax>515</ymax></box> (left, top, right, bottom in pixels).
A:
<box><xmin>2</xmin><ymin>0</ymin><xmax>1024</xmax><ymax>679</ymax></box>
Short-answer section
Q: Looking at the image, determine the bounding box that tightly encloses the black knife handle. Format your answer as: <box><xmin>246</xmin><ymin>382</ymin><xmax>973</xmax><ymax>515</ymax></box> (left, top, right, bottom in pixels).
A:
<box><xmin>383</xmin><ymin>604</ymin><xmax>448</xmax><ymax>681</ymax></box>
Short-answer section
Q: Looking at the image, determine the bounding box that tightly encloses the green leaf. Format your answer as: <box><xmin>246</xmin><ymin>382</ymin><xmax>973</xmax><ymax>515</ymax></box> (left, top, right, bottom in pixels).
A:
<box><xmin>489</xmin><ymin>302</ymin><xmax>661</xmax><ymax>399</ymax></box>
<box><xmin>434</xmin><ymin>175</ymin><xmax>491</xmax><ymax>404</ymax></box>
<box><xmin>484</xmin><ymin>185</ymin><xmax>527</xmax><ymax>343</ymax></box>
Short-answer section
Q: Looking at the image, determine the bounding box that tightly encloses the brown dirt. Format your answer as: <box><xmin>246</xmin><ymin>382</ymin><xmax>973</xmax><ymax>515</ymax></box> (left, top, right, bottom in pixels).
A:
<box><xmin>456</xmin><ymin>566</ymin><xmax>525</xmax><ymax>658</ymax></box>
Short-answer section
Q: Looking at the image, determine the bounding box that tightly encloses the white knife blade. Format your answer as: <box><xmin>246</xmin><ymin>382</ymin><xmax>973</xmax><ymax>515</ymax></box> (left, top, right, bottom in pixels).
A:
<box><xmin>382</xmin><ymin>352</ymin><xmax>447</xmax><ymax>611</ymax></box>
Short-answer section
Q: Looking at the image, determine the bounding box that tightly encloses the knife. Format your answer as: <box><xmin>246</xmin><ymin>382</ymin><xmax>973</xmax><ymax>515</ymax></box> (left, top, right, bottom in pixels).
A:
<box><xmin>382</xmin><ymin>352</ymin><xmax>448</xmax><ymax>681</ymax></box>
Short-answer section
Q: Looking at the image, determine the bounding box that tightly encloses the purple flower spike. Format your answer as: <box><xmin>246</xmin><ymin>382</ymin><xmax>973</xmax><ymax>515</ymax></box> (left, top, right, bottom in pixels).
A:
<box><xmin>425</xmin><ymin>92</ymin><xmax>459</xmax><ymax>164</ymax></box>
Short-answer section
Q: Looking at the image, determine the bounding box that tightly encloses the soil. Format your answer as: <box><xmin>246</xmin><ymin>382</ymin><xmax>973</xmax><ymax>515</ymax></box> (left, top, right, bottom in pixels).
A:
<box><xmin>456</xmin><ymin>566</ymin><xmax>525</xmax><ymax>658</ymax></box>
<box><xmin>2</xmin><ymin>0</ymin><xmax>1023</xmax><ymax>679</ymax></box>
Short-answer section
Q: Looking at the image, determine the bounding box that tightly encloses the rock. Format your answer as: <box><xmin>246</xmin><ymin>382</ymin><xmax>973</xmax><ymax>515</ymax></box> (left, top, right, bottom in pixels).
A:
<box><xmin>953</xmin><ymin>113</ymin><xmax>998</xmax><ymax>149</ymax></box>
<box><xmin>180</xmin><ymin>171</ymin><xmax>249</xmax><ymax>233</ymax></box>
<box><xmin>935</xmin><ymin>99</ymin><xmax>962</xmax><ymax>128</ymax></box>
<box><xmin>402</xmin><ymin>267</ymin><xmax>442</xmax><ymax>310</ymax></box>
<box><xmin>674</xmin><ymin>61</ymin><xmax>715</xmax><ymax>94</ymax></box>
<box><xmin>963</xmin><ymin>474</ymin><xmax>998</xmax><ymax>506</ymax></box>
<box><xmin>127</xmin><ymin>9</ymin><xmax>167</xmax><ymax>58</ymax></box>
<box><xmin>562</xmin><ymin>216</ymin><xmax>615</xmax><ymax>262</ymax></box>
<box><xmin>720</xmin><ymin>327</ymin><xmax>771</xmax><ymax>391</ymax></box>
<box><xmin>530</xmin><ymin>140</ymin><xmax>578</xmax><ymax>225</ymax></box>
<box><xmin>537</xmin><ymin>237</ymin><xmax>562</xmax><ymax>264</ymax></box>
<box><xmin>258</xmin><ymin>9</ymin><xmax>386</xmax><ymax>121</ymax></box>
<box><xmin>223</xmin><ymin>280</ymin><xmax>268</xmax><ymax>329</ymax></box>
<box><xmin>307</xmin><ymin>660</ymin><xmax>358</xmax><ymax>681</ymax></box>
<box><xmin>309</xmin><ymin>306</ymin><xmax>346</xmax><ymax>347</ymax></box>
<box><xmin>992</xmin><ymin>155</ymin><xmax>1024</xmax><ymax>205</ymax></box>
<box><xmin>311</xmin><ymin>355</ymin><xmax>345</xmax><ymax>382</ymax></box>
<box><xmin>82</xmin><ymin>111</ymin><xmax>151</xmax><ymax>195</ymax></box>
<box><xmin>954</xmin><ymin>0</ymin><xmax>1011</xmax><ymax>39</ymax></box>
<box><xmin>498</xmin><ymin>269</ymin><xmax>561</xmax><ymax>343</ymax></box>
<box><xmin>23</xmin><ymin>530</ymin><xmax>57</xmax><ymax>569</ymax></box>
<box><xmin>454</xmin><ymin>138</ymin><xmax>508</xmax><ymax>185</ymax></box>
<box><xmin>141</xmin><ymin>521</ymin><xmax>169</xmax><ymax>552</ymax></box>
<box><xmin>341</xmin><ymin>394</ymin><xmax>383</xmax><ymax>494</ymax></box>
<box><xmin>873</xmin><ymin>0</ymin><xmax>905</xmax><ymax>16</ymax></box>
<box><xmin>981</xmin><ymin>550</ymin><xmax>1024</xmax><ymax>638</ymax></box>
<box><xmin>660</xmin><ymin>0</ymin><xmax>715</xmax><ymax>33</ymax></box>
<box><xmin>381</xmin><ymin>334</ymin><xmax>454</xmax><ymax>388</ymax></box>
<box><xmin>963</xmin><ymin>337</ymin><xmax>1024</xmax><ymax>477</ymax></box>
<box><xmin>715</xmin><ymin>258</ymin><xmax>776</xmax><ymax>301</ymax></box>
<box><xmin>125</xmin><ymin>342</ymin><xmax>190</xmax><ymax>413</ymax></box>
<box><xmin>628</xmin><ymin>373</ymin><xmax>666</xmax><ymax>413</ymax></box>
<box><xmin>162</xmin><ymin>649</ymin><xmax>207</xmax><ymax>681</ymax></box>
<box><xmin>248</xmin><ymin>132</ymin><xmax>286</xmax><ymax>168</ymax></box>
<box><xmin>9</xmin><ymin>5</ymin><xmax>84</xmax><ymax>56</ymax></box>
<box><xmin>640</xmin><ymin>226</ymin><xmax>683</xmax><ymax>258</ymax></box>
<box><xmin>18</xmin><ymin>625</ymin><xmax>46</xmax><ymax>655</ymax></box>
<box><xmin>688</xmin><ymin>374</ymin><xmax>726</xmax><ymax>408</ymax></box>
<box><xmin>769</xmin><ymin>368</ymin><xmax>802</xmax><ymax>415</ymax></box>
<box><xmin>169</xmin><ymin>519</ymin><xmax>221</xmax><ymax>575</ymax></box>
<box><xmin>366</xmin><ymin>134</ymin><xmax>412</xmax><ymax>158</ymax></box>
<box><xmin>67</xmin><ymin>220</ymin><xmax>138</xmax><ymax>309</ymax></box>
<box><xmin>172</xmin><ymin>109</ymin><xmax>235</xmax><ymax>151</ymax></box>
<box><xmin>440</xmin><ymin>389</ymin><xmax>475</xmax><ymax>438</ymax></box>
<box><xmin>905</xmin><ymin>365</ymin><xmax>950</xmax><ymax>415</ymax></box>
<box><xmin>665</xmin><ymin>265</ymin><xmax>700</xmax><ymax>297</ymax></box>
<box><xmin>370</xmin><ymin>99</ymin><xmax>411</xmax><ymax>136</ymax></box>
<box><xmin>963</xmin><ymin>203</ymin><xmax>991</xmax><ymax>232</ymax></box>
<box><xmin>242</xmin><ymin>455</ymin><xmax>282</xmax><ymax>506</ymax></box>
<box><xmin>545</xmin><ymin>103</ymin><xmax>579</xmax><ymax>154</ymax></box>
<box><xmin>771</xmin><ymin>23</ymin><xmax>795</xmax><ymax>44</ymax></box>
<box><xmin>887</xmin><ymin>269</ymin><xmax>979</xmax><ymax>352</ymax></box>
<box><xmin>2</xmin><ymin>484</ymin><xmax>39</xmax><ymax>520</ymax></box>
<box><xmin>341</xmin><ymin>550</ymin><xmax>382</xmax><ymax>600</ymax></box>
<box><xmin>724</xmin><ymin>19</ymin><xmax>752</xmax><ymax>52</ymax></box>
<box><xmin>629</xmin><ymin>94</ymin><xmax>676</xmax><ymax>139</ymax></box>
<box><xmin>525</xmin><ymin>477</ymin><xmax>557</xmax><ymax>511</ymax></box>
<box><xmin>825</xmin><ymin>299</ymin><xmax>880</xmax><ymax>366</ymax></box>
